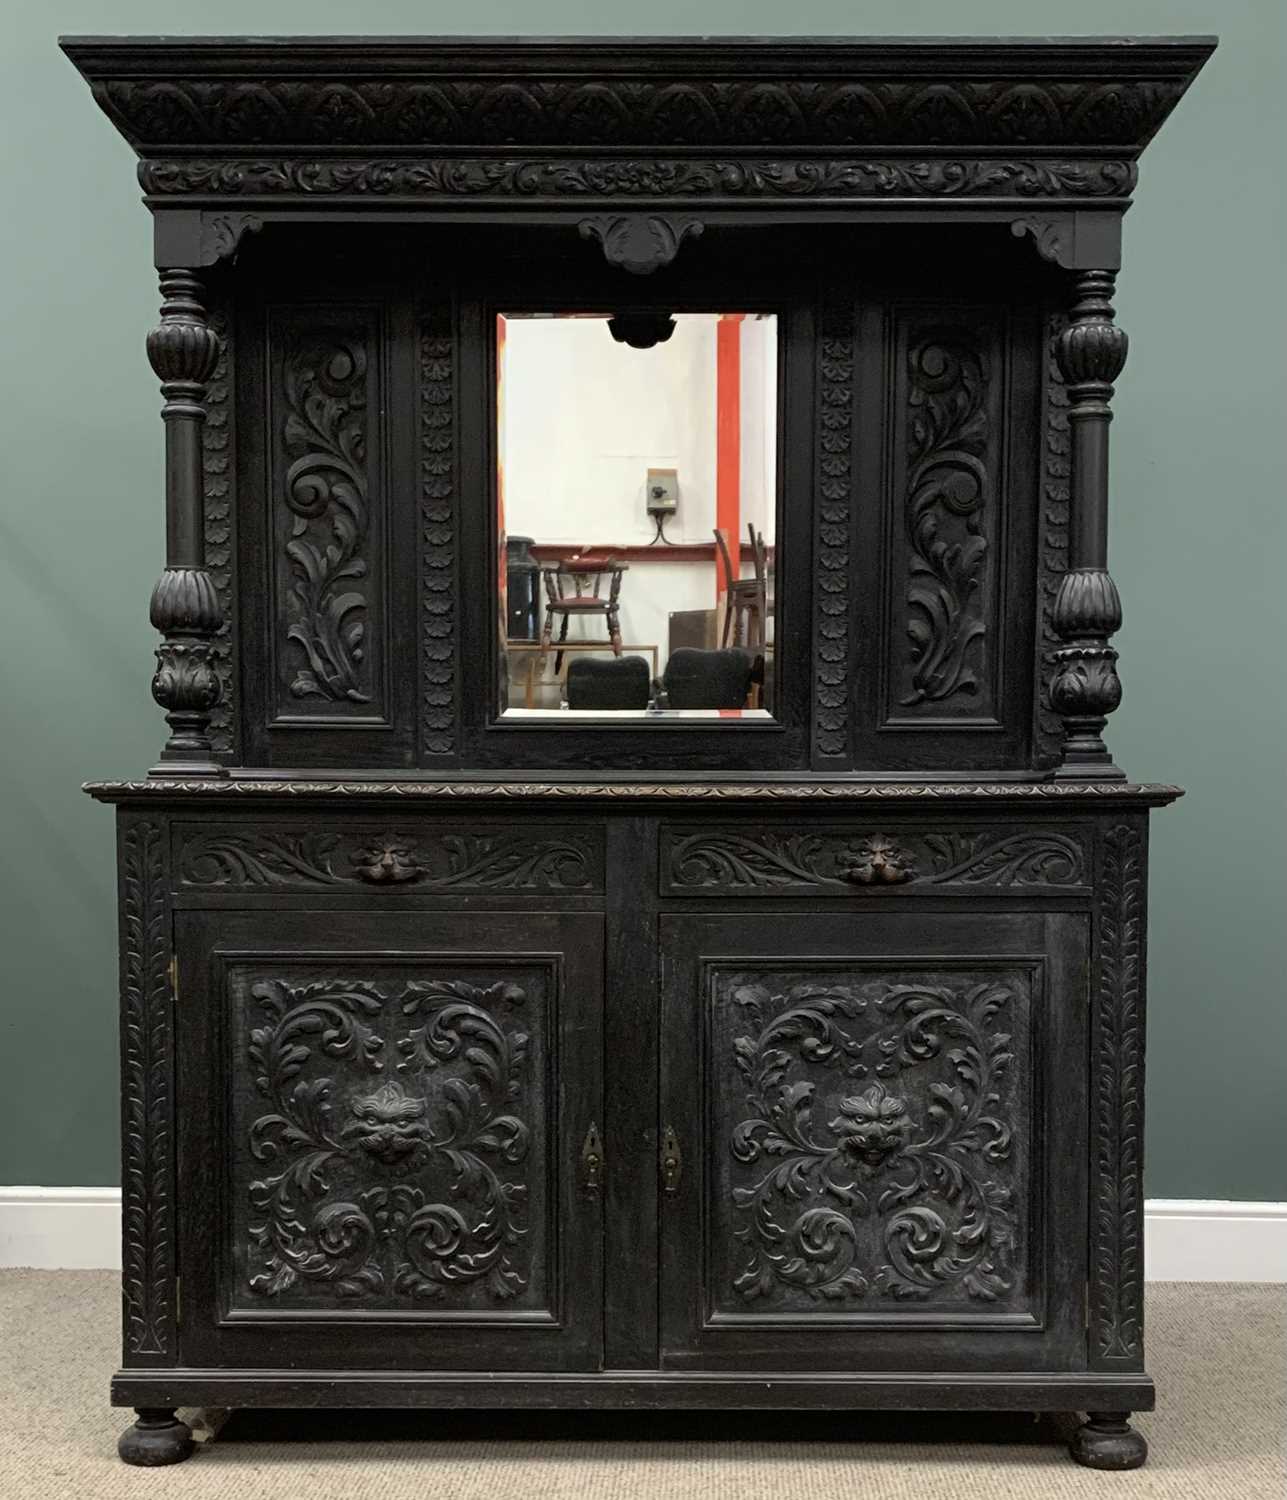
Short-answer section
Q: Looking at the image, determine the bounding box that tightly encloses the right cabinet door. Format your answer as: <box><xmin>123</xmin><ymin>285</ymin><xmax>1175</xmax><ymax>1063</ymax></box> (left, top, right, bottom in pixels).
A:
<box><xmin>659</xmin><ymin>909</ymin><xmax>1088</xmax><ymax>1372</ymax></box>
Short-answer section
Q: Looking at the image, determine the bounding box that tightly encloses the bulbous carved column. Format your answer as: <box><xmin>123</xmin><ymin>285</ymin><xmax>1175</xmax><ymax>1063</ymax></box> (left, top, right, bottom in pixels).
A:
<box><xmin>145</xmin><ymin>270</ymin><xmax>225</xmax><ymax>775</ymax></box>
<box><xmin>1051</xmin><ymin>271</ymin><xmax>1129</xmax><ymax>778</ymax></box>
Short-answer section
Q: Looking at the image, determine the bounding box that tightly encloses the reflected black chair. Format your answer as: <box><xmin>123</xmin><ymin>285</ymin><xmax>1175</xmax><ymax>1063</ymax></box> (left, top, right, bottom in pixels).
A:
<box><xmin>566</xmin><ymin>654</ymin><xmax>651</xmax><ymax>711</ymax></box>
<box><xmin>661</xmin><ymin>647</ymin><xmax>760</xmax><ymax>710</ymax></box>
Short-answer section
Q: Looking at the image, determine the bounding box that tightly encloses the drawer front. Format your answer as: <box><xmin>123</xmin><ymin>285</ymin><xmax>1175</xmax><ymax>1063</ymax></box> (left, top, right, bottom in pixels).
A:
<box><xmin>173</xmin><ymin>819</ymin><xmax>605</xmax><ymax>896</ymax></box>
<box><xmin>661</xmin><ymin>821</ymin><xmax>1089</xmax><ymax>897</ymax></box>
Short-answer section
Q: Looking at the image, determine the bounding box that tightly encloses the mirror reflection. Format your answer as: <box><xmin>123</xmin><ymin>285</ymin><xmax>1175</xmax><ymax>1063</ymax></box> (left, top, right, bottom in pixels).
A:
<box><xmin>497</xmin><ymin>312</ymin><xmax>778</xmax><ymax>719</ymax></box>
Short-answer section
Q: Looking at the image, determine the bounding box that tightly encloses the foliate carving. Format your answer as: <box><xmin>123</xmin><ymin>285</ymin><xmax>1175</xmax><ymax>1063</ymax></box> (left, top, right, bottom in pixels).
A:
<box><xmin>721</xmin><ymin>971</ymin><xmax>1024</xmax><ymax>1307</ymax></box>
<box><xmin>813</xmin><ymin>312</ymin><xmax>854</xmax><ymax>761</ymax></box>
<box><xmin>1035</xmin><ymin>311</ymin><xmax>1071</xmax><ymax>764</ymax></box>
<box><xmin>151</xmin><ymin>639</ymin><xmax>220</xmax><ymax>726</ymax></box>
<box><xmin>148</xmin><ymin>567</ymin><xmax>221</xmax><ymax>635</ymax></box>
<box><xmin>200</xmin><ymin>211</ymin><xmax>263</xmax><ymax>264</ymax></box>
<box><xmin>1053</xmin><ymin>568</ymin><xmax>1123</xmax><ymax>638</ymax></box>
<box><xmin>899</xmin><ymin>331</ymin><xmax>993</xmax><ymax>711</ymax></box>
<box><xmin>578</xmin><ymin>214</ymin><xmax>703</xmax><ymax>275</ymax></box>
<box><xmin>420</xmin><ymin>324</ymin><xmax>457</xmax><ymax>757</ymax></box>
<box><xmin>1092</xmin><ymin>825</ymin><xmax>1145</xmax><ymax>1361</ymax></box>
<box><xmin>179</xmin><ymin>827</ymin><xmax>599</xmax><ymax>892</ymax></box>
<box><xmin>120</xmin><ymin>821</ymin><xmax>175</xmax><ymax>1358</ymax></box>
<box><xmin>139</xmin><ymin>155</ymin><xmax>1138</xmax><ymax>200</ymax></box>
<box><xmin>202</xmin><ymin>301</ymin><xmax>236</xmax><ymax>757</ymax></box>
<box><xmin>105</xmin><ymin>74</ymin><xmax>1184</xmax><ymax>150</ymax></box>
<box><xmin>665</xmin><ymin>827</ymin><xmax>1085</xmax><ymax>893</ymax></box>
<box><xmin>1010</xmin><ymin>215</ymin><xmax>1068</xmax><ymax>265</ymax></box>
<box><xmin>277</xmin><ymin>326</ymin><xmax>373</xmax><ymax>706</ymax></box>
<box><xmin>238</xmin><ymin>969</ymin><xmax>539</xmax><ymax>1307</ymax></box>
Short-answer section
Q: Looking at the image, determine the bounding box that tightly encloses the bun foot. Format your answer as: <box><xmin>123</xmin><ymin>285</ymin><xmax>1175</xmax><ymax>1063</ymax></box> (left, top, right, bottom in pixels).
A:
<box><xmin>1070</xmin><ymin>1411</ymin><xmax>1148</xmax><ymax>1470</ymax></box>
<box><xmin>118</xmin><ymin>1407</ymin><xmax>195</xmax><ymax>1466</ymax></box>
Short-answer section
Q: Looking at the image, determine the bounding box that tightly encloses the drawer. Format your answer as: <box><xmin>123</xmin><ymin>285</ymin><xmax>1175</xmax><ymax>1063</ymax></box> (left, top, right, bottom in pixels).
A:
<box><xmin>660</xmin><ymin>821</ymin><xmax>1090</xmax><ymax>897</ymax></box>
<box><xmin>173</xmin><ymin>818</ymin><xmax>605</xmax><ymax>896</ymax></box>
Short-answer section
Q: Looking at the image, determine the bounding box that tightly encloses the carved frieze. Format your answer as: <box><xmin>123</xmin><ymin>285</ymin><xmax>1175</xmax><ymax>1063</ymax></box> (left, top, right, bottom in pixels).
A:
<box><xmin>233</xmin><ymin>965</ymin><xmax>545</xmax><ymax>1309</ymax></box>
<box><xmin>179</xmin><ymin>825</ymin><xmax>602</xmax><ymax>892</ymax></box>
<box><xmin>664</xmin><ymin>826</ymin><xmax>1086</xmax><ymax>895</ymax></box>
<box><xmin>712</xmin><ymin>965</ymin><xmax>1031</xmax><ymax>1311</ymax></box>
<box><xmin>271</xmin><ymin>314</ymin><xmax>380</xmax><ymax>717</ymax></box>
<box><xmin>138</xmin><ymin>155</ymin><xmax>1138</xmax><ymax>201</ymax></box>
<box><xmin>100</xmin><ymin>74</ymin><xmax>1186</xmax><ymax>151</ymax></box>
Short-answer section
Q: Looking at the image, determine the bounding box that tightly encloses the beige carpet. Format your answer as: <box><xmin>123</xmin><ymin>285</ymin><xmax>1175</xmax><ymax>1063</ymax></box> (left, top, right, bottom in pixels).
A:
<box><xmin>0</xmin><ymin>1273</ymin><xmax>1281</xmax><ymax>1499</ymax></box>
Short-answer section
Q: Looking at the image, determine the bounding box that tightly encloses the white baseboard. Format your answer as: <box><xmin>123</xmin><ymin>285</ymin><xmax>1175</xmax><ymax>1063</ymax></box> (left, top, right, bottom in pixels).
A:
<box><xmin>2</xmin><ymin>1188</ymin><xmax>1284</xmax><ymax>1280</ymax></box>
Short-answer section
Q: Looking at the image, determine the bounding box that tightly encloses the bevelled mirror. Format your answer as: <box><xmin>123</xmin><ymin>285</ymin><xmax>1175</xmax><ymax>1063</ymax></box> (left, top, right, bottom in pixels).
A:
<box><xmin>496</xmin><ymin>310</ymin><xmax>779</xmax><ymax>720</ymax></box>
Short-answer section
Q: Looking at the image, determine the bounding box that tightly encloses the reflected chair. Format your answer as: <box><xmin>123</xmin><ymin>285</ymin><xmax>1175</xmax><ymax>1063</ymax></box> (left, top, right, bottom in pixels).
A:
<box><xmin>661</xmin><ymin>647</ymin><xmax>762</xmax><ymax>711</ymax></box>
<box><xmin>566</xmin><ymin>654</ymin><xmax>651</xmax><ymax>711</ymax></box>
<box><xmin>539</xmin><ymin>557</ymin><xmax>628</xmax><ymax>673</ymax></box>
<box><xmin>714</xmin><ymin>524</ymin><xmax>769</xmax><ymax>649</ymax></box>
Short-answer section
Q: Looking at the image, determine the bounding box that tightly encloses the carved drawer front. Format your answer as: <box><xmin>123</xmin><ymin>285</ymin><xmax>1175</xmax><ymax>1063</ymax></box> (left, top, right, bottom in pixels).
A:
<box><xmin>175</xmin><ymin>820</ymin><xmax>604</xmax><ymax>895</ymax></box>
<box><xmin>176</xmin><ymin>909</ymin><xmax>603</xmax><ymax>1372</ymax></box>
<box><xmin>659</xmin><ymin>910</ymin><xmax>1088</xmax><ymax>1373</ymax></box>
<box><xmin>661</xmin><ymin>822</ymin><xmax>1088</xmax><ymax>897</ymax></box>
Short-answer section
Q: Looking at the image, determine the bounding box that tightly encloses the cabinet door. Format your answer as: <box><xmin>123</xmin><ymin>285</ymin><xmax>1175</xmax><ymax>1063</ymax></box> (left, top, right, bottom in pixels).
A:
<box><xmin>177</xmin><ymin>910</ymin><xmax>602</xmax><ymax>1371</ymax></box>
<box><xmin>659</xmin><ymin>910</ymin><xmax>1087</xmax><ymax>1372</ymax></box>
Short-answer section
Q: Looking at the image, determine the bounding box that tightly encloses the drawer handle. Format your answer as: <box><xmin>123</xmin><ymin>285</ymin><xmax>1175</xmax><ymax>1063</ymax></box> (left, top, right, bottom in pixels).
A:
<box><xmin>580</xmin><ymin>1123</ymin><xmax>604</xmax><ymax>1196</ymax></box>
<box><xmin>660</xmin><ymin>1125</ymin><xmax>683</xmax><ymax>1196</ymax></box>
<box><xmin>837</xmin><ymin>835</ymin><xmax>915</xmax><ymax>886</ymax></box>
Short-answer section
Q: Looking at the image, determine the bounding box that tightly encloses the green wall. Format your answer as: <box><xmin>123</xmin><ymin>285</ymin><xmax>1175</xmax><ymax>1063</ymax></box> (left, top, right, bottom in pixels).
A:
<box><xmin>1</xmin><ymin>0</ymin><xmax>1283</xmax><ymax>1198</ymax></box>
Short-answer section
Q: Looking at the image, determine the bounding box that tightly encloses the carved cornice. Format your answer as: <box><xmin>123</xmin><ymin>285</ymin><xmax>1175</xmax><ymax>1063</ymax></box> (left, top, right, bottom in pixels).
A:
<box><xmin>135</xmin><ymin>156</ymin><xmax>1139</xmax><ymax>202</ymax></box>
<box><xmin>84</xmin><ymin>778</ymin><xmax>1184</xmax><ymax>804</ymax></box>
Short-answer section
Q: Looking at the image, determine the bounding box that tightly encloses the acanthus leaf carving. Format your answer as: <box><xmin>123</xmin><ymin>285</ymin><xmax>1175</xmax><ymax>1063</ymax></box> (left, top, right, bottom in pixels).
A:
<box><xmin>813</xmin><ymin>311</ymin><xmax>854</xmax><ymax>760</ymax></box>
<box><xmin>725</xmin><ymin>974</ymin><xmax>1020</xmax><ymax>1307</ymax></box>
<box><xmin>420</xmin><ymin>323</ymin><xmax>457</xmax><ymax>757</ymax></box>
<box><xmin>900</xmin><ymin>331</ymin><xmax>993</xmax><ymax>711</ymax></box>
<box><xmin>244</xmin><ymin>971</ymin><xmax>535</xmax><ymax>1306</ymax></box>
<box><xmin>277</xmin><ymin>325</ymin><xmax>373</xmax><ymax>706</ymax></box>
<box><xmin>578</xmin><ymin>214</ymin><xmax>704</xmax><ymax>275</ymax></box>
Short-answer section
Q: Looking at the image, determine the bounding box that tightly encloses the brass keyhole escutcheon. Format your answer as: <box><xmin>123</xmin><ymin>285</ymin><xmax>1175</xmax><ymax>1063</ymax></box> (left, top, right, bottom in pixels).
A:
<box><xmin>661</xmin><ymin>1124</ymin><xmax>683</xmax><ymax>1195</ymax></box>
<box><xmin>580</xmin><ymin>1122</ymin><xmax>604</xmax><ymax>1195</ymax></box>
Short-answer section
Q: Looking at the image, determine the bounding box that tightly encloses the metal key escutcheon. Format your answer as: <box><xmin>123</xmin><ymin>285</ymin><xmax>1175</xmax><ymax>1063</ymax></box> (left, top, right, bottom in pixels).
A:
<box><xmin>580</xmin><ymin>1122</ymin><xmax>604</xmax><ymax>1195</ymax></box>
<box><xmin>660</xmin><ymin>1124</ymin><xmax>683</xmax><ymax>1195</ymax></box>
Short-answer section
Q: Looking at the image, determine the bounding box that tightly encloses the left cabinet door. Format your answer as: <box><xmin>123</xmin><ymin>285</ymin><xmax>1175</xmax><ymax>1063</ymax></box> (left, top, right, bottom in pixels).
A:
<box><xmin>175</xmin><ymin>909</ymin><xmax>603</xmax><ymax>1372</ymax></box>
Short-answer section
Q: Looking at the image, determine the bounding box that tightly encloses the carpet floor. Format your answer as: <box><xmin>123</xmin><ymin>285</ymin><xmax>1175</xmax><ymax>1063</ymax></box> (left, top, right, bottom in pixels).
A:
<box><xmin>0</xmin><ymin>1273</ymin><xmax>1281</xmax><ymax>1499</ymax></box>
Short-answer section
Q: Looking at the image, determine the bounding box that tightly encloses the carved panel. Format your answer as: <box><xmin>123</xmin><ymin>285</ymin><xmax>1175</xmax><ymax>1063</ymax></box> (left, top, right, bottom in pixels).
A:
<box><xmin>420</xmin><ymin>320</ymin><xmax>457</xmax><ymax>758</ymax></box>
<box><xmin>1091</xmin><ymin>824</ymin><xmax>1145</xmax><ymax>1363</ymax></box>
<box><xmin>179</xmin><ymin>824</ymin><xmax>603</xmax><ymax>893</ymax></box>
<box><xmin>202</xmin><ymin>297</ymin><xmax>237</xmax><ymax>757</ymax></box>
<box><xmin>708</xmin><ymin>962</ymin><xmax>1034</xmax><ymax>1315</ymax></box>
<box><xmin>887</xmin><ymin>315</ymin><xmax>1003</xmax><ymax>723</ymax></box>
<box><xmin>663</xmin><ymin>825</ymin><xmax>1086</xmax><ymax>895</ymax></box>
<box><xmin>119</xmin><ymin>819</ymin><xmax>175</xmax><ymax>1360</ymax></box>
<box><xmin>1035</xmin><ymin>309</ymin><xmax>1072</xmax><ymax>765</ymax></box>
<box><xmin>227</xmin><ymin>960</ymin><xmax>551</xmax><ymax>1313</ymax></box>
<box><xmin>813</xmin><ymin>305</ymin><xmax>854</xmax><ymax>762</ymax></box>
<box><xmin>269</xmin><ymin>309</ymin><xmax>385</xmax><ymax>723</ymax></box>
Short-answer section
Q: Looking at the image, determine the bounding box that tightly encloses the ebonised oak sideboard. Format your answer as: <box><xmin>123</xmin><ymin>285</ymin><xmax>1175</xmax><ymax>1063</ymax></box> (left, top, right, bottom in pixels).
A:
<box><xmin>63</xmin><ymin>34</ymin><xmax>1213</xmax><ymax>1470</ymax></box>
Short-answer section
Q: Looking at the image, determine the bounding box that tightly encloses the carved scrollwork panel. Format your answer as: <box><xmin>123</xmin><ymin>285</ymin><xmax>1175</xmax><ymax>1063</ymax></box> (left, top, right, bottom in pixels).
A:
<box><xmin>709</xmin><ymin>963</ymin><xmax>1033</xmax><ymax>1315</ymax></box>
<box><xmin>887</xmin><ymin>315</ymin><xmax>1003</xmax><ymax>723</ymax></box>
<box><xmin>178</xmin><ymin>824</ymin><xmax>603</xmax><ymax>893</ymax></box>
<box><xmin>663</xmin><ymin>825</ymin><xmax>1086</xmax><ymax>895</ymax></box>
<box><xmin>269</xmin><ymin>309</ymin><xmax>384</xmax><ymax>723</ymax></box>
<box><xmin>228</xmin><ymin>961</ymin><xmax>551</xmax><ymax>1313</ymax></box>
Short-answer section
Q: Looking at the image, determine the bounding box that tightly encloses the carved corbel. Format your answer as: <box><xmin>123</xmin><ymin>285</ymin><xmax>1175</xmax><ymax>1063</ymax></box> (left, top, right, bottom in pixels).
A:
<box><xmin>145</xmin><ymin>269</ymin><xmax>226</xmax><ymax>775</ymax></box>
<box><xmin>1050</xmin><ymin>271</ymin><xmax>1129</xmax><ymax>778</ymax></box>
<box><xmin>578</xmin><ymin>214</ymin><xmax>704</xmax><ymax>275</ymax></box>
<box><xmin>200</xmin><ymin>211</ymin><xmax>263</xmax><ymax>265</ymax></box>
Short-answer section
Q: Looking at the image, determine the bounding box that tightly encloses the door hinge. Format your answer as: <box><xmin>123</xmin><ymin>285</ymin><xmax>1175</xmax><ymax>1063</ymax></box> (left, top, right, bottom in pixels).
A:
<box><xmin>660</xmin><ymin>1124</ymin><xmax>683</xmax><ymax>1196</ymax></box>
<box><xmin>168</xmin><ymin>954</ymin><xmax>178</xmax><ymax>1002</ymax></box>
<box><xmin>580</xmin><ymin>1122</ymin><xmax>604</xmax><ymax>1196</ymax></box>
<box><xmin>175</xmin><ymin>1275</ymin><xmax>181</xmax><ymax>1328</ymax></box>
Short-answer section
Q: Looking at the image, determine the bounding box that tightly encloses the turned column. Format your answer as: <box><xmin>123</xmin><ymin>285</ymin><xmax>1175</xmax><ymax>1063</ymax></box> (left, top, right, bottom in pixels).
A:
<box><xmin>145</xmin><ymin>269</ymin><xmax>225</xmax><ymax>776</ymax></box>
<box><xmin>1051</xmin><ymin>271</ymin><xmax>1129</xmax><ymax>778</ymax></box>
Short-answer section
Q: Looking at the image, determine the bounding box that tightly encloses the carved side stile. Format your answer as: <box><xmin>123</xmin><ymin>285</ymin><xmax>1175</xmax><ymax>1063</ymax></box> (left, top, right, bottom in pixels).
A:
<box><xmin>813</xmin><ymin>305</ymin><xmax>855</xmax><ymax>762</ymax></box>
<box><xmin>119</xmin><ymin>820</ymin><xmax>176</xmax><ymax>1360</ymax></box>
